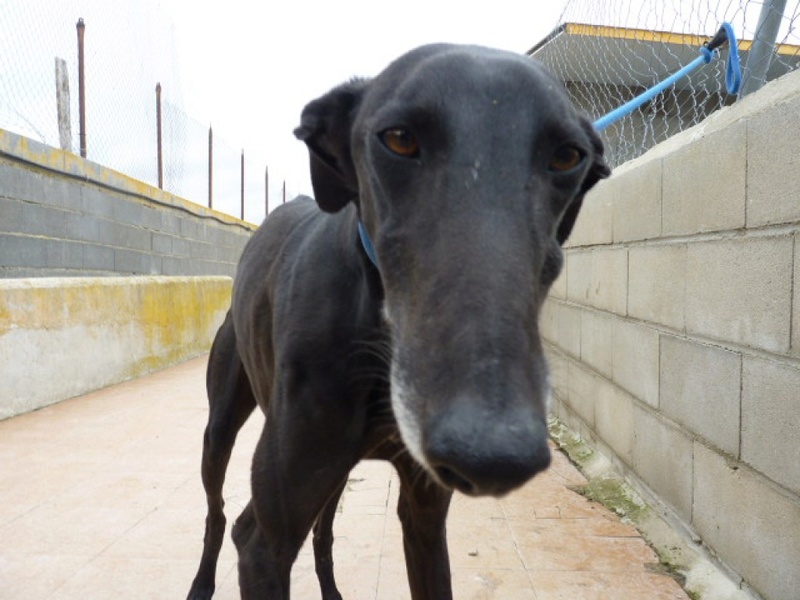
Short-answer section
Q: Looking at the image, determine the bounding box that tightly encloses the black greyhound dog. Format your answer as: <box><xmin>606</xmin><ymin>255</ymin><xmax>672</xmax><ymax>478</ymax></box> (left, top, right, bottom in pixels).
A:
<box><xmin>187</xmin><ymin>43</ymin><xmax>609</xmax><ymax>599</ymax></box>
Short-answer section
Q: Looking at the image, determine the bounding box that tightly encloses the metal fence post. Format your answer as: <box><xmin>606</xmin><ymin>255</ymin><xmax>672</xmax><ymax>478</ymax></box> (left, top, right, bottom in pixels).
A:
<box><xmin>156</xmin><ymin>83</ymin><xmax>163</xmax><ymax>189</ymax></box>
<box><xmin>76</xmin><ymin>18</ymin><xmax>87</xmax><ymax>158</ymax></box>
<box><xmin>740</xmin><ymin>0</ymin><xmax>788</xmax><ymax>97</ymax></box>
<box><xmin>265</xmin><ymin>165</ymin><xmax>269</xmax><ymax>216</ymax></box>
<box><xmin>54</xmin><ymin>58</ymin><xmax>72</xmax><ymax>152</ymax></box>
<box><xmin>208</xmin><ymin>126</ymin><xmax>213</xmax><ymax>209</ymax></box>
<box><xmin>240</xmin><ymin>149</ymin><xmax>245</xmax><ymax>220</ymax></box>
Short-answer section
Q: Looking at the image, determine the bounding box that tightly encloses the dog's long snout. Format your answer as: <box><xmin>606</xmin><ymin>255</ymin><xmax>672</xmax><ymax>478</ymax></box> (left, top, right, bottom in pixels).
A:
<box><xmin>424</xmin><ymin>403</ymin><xmax>551</xmax><ymax>497</ymax></box>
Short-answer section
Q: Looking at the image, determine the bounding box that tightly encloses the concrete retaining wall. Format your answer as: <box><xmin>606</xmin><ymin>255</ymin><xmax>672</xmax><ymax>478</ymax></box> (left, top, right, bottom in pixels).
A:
<box><xmin>0</xmin><ymin>128</ymin><xmax>256</xmax><ymax>278</ymax></box>
<box><xmin>0</xmin><ymin>276</ymin><xmax>231</xmax><ymax>420</ymax></box>
<box><xmin>543</xmin><ymin>70</ymin><xmax>800</xmax><ymax>600</ymax></box>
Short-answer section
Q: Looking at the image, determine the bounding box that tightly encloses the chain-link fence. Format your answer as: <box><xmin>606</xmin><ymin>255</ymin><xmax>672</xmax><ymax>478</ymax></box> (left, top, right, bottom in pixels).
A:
<box><xmin>0</xmin><ymin>0</ymin><xmax>268</xmax><ymax>224</ymax></box>
<box><xmin>532</xmin><ymin>0</ymin><xmax>800</xmax><ymax>166</ymax></box>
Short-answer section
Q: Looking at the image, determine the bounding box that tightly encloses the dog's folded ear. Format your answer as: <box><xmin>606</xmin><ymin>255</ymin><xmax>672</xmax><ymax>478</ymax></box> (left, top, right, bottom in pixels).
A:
<box><xmin>556</xmin><ymin>118</ymin><xmax>612</xmax><ymax>245</ymax></box>
<box><xmin>294</xmin><ymin>78</ymin><xmax>370</xmax><ymax>213</ymax></box>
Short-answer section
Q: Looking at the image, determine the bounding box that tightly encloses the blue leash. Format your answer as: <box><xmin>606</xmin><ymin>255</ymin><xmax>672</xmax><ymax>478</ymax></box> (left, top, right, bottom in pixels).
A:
<box><xmin>358</xmin><ymin>23</ymin><xmax>742</xmax><ymax>268</ymax></box>
<box><xmin>594</xmin><ymin>22</ymin><xmax>741</xmax><ymax>131</ymax></box>
<box><xmin>358</xmin><ymin>220</ymin><xmax>379</xmax><ymax>267</ymax></box>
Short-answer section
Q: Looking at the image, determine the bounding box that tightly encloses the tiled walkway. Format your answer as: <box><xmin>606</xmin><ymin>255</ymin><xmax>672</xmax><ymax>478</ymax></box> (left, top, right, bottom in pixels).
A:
<box><xmin>0</xmin><ymin>356</ymin><xmax>688</xmax><ymax>599</ymax></box>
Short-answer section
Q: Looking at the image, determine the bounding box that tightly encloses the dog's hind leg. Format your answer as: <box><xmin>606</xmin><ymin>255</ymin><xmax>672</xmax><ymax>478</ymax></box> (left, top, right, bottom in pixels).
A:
<box><xmin>392</xmin><ymin>453</ymin><xmax>454</xmax><ymax>600</ymax></box>
<box><xmin>313</xmin><ymin>478</ymin><xmax>346</xmax><ymax>600</ymax></box>
<box><xmin>188</xmin><ymin>312</ymin><xmax>257</xmax><ymax>600</ymax></box>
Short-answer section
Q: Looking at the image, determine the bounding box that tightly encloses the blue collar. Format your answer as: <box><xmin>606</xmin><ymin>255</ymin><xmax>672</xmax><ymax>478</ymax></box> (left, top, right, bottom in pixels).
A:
<box><xmin>358</xmin><ymin>221</ymin><xmax>379</xmax><ymax>269</ymax></box>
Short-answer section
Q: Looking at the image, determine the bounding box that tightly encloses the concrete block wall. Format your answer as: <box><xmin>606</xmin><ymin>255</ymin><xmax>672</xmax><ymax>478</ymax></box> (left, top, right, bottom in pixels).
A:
<box><xmin>0</xmin><ymin>128</ymin><xmax>256</xmax><ymax>278</ymax></box>
<box><xmin>543</xmin><ymin>70</ymin><xmax>800</xmax><ymax>600</ymax></box>
<box><xmin>0</xmin><ymin>276</ymin><xmax>232</xmax><ymax>419</ymax></box>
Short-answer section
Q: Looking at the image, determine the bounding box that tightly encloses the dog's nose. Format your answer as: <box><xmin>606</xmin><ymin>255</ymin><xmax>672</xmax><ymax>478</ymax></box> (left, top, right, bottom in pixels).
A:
<box><xmin>424</xmin><ymin>408</ymin><xmax>551</xmax><ymax>496</ymax></box>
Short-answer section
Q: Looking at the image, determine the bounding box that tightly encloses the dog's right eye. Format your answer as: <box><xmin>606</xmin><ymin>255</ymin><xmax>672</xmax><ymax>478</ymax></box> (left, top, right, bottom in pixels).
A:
<box><xmin>379</xmin><ymin>128</ymin><xmax>420</xmax><ymax>158</ymax></box>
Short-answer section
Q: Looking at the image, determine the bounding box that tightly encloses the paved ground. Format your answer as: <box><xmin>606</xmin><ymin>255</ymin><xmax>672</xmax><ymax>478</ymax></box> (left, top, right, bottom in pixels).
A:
<box><xmin>0</xmin><ymin>356</ymin><xmax>688</xmax><ymax>599</ymax></box>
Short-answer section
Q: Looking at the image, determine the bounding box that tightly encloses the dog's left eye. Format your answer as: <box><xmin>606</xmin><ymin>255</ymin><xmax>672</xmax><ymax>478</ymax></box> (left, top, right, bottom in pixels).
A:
<box><xmin>548</xmin><ymin>146</ymin><xmax>584</xmax><ymax>173</ymax></box>
<box><xmin>380</xmin><ymin>128</ymin><xmax>420</xmax><ymax>158</ymax></box>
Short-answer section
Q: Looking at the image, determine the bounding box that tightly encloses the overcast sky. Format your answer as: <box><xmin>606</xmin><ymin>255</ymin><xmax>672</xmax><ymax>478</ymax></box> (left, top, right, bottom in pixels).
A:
<box><xmin>158</xmin><ymin>0</ymin><xmax>569</xmax><ymax>211</ymax></box>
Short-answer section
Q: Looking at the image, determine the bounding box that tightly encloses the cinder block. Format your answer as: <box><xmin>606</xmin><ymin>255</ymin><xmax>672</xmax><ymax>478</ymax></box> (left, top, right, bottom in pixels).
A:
<box><xmin>566</xmin><ymin>249</ymin><xmax>591</xmax><ymax>303</ymax></box>
<box><xmin>217</xmin><ymin>243</ymin><xmax>245</xmax><ymax>265</ymax></box>
<box><xmin>685</xmin><ymin>236</ymin><xmax>793</xmax><ymax>353</ymax></box>
<box><xmin>41</xmin><ymin>176</ymin><xmax>81</xmax><ymax>211</ymax></box>
<box><xmin>151</xmin><ymin>233</ymin><xmax>173</xmax><ymax>255</ymax></box>
<box><xmin>81</xmin><ymin>185</ymin><xmax>115</xmax><ymax>219</ymax></box>
<box><xmin>663</xmin><ymin>121</ymin><xmax>747</xmax><ymax>235</ymax></box>
<box><xmin>113</xmin><ymin>198</ymin><xmax>148</xmax><ymax>229</ymax></box>
<box><xmin>580</xmin><ymin>309</ymin><xmax>613</xmax><ymax>378</ymax></box>
<box><xmin>83</xmin><ymin>244</ymin><xmax>114</xmax><ymax>272</ymax></box>
<box><xmin>566</xmin><ymin>247</ymin><xmax>627</xmax><ymax>315</ymax></box>
<box><xmin>565</xmin><ymin>181</ymin><xmax>613</xmax><ymax>248</ymax></box>
<box><xmin>0</xmin><ymin>198</ymin><xmax>25</xmax><ymax>232</ymax></box>
<box><xmin>660</xmin><ymin>336</ymin><xmax>741</xmax><ymax>455</ymax></box>
<box><xmin>633</xmin><ymin>406</ymin><xmax>693</xmax><ymax>520</ymax></box>
<box><xmin>180</xmin><ymin>217</ymin><xmax>202</xmax><ymax>240</ymax></box>
<box><xmin>742</xmin><ymin>356</ymin><xmax>800</xmax><ymax>495</ymax></box>
<box><xmin>45</xmin><ymin>239</ymin><xmax>84</xmax><ymax>271</ymax></box>
<box><xmin>566</xmin><ymin>360</ymin><xmax>598</xmax><ymax>426</ymax></box>
<box><xmin>612</xmin><ymin>158</ymin><xmax>662</xmax><ymax>242</ymax></box>
<box><xmin>65</xmin><ymin>212</ymin><xmax>102</xmax><ymax>244</ymax></box>
<box><xmin>0</xmin><ymin>160</ymin><xmax>45</xmax><ymax>202</ymax></box>
<box><xmin>34</xmin><ymin>204</ymin><xmax>71</xmax><ymax>239</ymax></box>
<box><xmin>161</xmin><ymin>256</ymin><xmax>184</xmax><ymax>276</ymax></box>
<box><xmin>206</xmin><ymin>223</ymin><xmax>229</xmax><ymax>246</ymax></box>
<box><xmin>114</xmin><ymin>249</ymin><xmax>160</xmax><ymax>275</ymax></box>
<box><xmin>693</xmin><ymin>442</ymin><xmax>800</xmax><ymax>600</ymax></box>
<box><xmin>550</xmin><ymin>261</ymin><xmax>567</xmax><ymax>300</ymax></box>
<box><xmin>163</xmin><ymin>212</ymin><xmax>182</xmax><ymax>234</ymax></box>
<box><xmin>186</xmin><ymin>258</ymin><xmax>228</xmax><ymax>277</ymax></box>
<box><xmin>190</xmin><ymin>241</ymin><xmax>219</xmax><ymax>261</ymax></box>
<box><xmin>612</xmin><ymin>319</ymin><xmax>659</xmax><ymax>407</ymax></box>
<box><xmin>628</xmin><ymin>243</ymin><xmax>686</xmax><ymax>331</ymax></box>
<box><xmin>794</xmin><ymin>235</ymin><xmax>800</xmax><ymax>355</ymax></box>
<box><xmin>543</xmin><ymin>344</ymin><xmax>569</xmax><ymax>404</ymax></box>
<box><xmin>1</xmin><ymin>199</ymin><xmax>68</xmax><ymax>239</ymax></box>
<box><xmin>747</xmin><ymin>92</ymin><xmax>800</xmax><ymax>227</ymax></box>
<box><xmin>224</xmin><ymin>227</ymin><xmax>252</xmax><ymax>249</ymax></box>
<box><xmin>0</xmin><ymin>234</ymin><xmax>47</xmax><ymax>268</ymax></box>
<box><xmin>540</xmin><ymin>300</ymin><xmax>581</xmax><ymax>358</ymax></box>
<box><xmin>113</xmin><ymin>222</ymin><xmax>153</xmax><ymax>252</ymax></box>
<box><xmin>594</xmin><ymin>381</ymin><xmax>635</xmax><ymax>466</ymax></box>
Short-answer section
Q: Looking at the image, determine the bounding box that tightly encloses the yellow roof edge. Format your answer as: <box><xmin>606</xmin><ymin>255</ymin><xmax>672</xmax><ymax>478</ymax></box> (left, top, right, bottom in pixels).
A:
<box><xmin>563</xmin><ymin>22</ymin><xmax>800</xmax><ymax>56</ymax></box>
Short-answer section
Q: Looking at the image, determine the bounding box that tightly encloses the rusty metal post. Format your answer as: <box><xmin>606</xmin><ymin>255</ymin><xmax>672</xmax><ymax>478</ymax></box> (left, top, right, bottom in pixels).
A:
<box><xmin>156</xmin><ymin>83</ymin><xmax>163</xmax><ymax>189</ymax></box>
<box><xmin>265</xmin><ymin>165</ymin><xmax>269</xmax><ymax>216</ymax></box>
<box><xmin>208</xmin><ymin>126</ymin><xmax>213</xmax><ymax>209</ymax></box>
<box><xmin>240</xmin><ymin>149</ymin><xmax>245</xmax><ymax>220</ymax></box>
<box><xmin>76</xmin><ymin>18</ymin><xmax>87</xmax><ymax>158</ymax></box>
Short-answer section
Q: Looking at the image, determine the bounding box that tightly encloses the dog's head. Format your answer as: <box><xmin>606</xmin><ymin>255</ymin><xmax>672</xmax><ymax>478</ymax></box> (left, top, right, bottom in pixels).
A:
<box><xmin>296</xmin><ymin>44</ymin><xmax>609</xmax><ymax>496</ymax></box>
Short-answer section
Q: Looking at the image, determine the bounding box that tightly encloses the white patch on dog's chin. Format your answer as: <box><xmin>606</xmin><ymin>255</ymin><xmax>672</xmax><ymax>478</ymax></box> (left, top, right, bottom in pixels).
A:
<box><xmin>389</xmin><ymin>365</ymin><xmax>427</xmax><ymax>469</ymax></box>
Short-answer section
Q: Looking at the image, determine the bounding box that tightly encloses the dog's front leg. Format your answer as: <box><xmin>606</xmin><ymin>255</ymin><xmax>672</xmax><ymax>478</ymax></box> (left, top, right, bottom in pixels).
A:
<box><xmin>313</xmin><ymin>478</ymin><xmax>346</xmax><ymax>600</ymax></box>
<box><xmin>234</xmin><ymin>391</ymin><xmax>362</xmax><ymax>599</ymax></box>
<box><xmin>393</xmin><ymin>453</ymin><xmax>454</xmax><ymax>600</ymax></box>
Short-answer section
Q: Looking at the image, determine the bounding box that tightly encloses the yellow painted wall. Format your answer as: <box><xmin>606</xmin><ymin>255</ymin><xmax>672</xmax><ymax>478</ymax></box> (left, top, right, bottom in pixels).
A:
<box><xmin>0</xmin><ymin>276</ymin><xmax>231</xmax><ymax>419</ymax></box>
